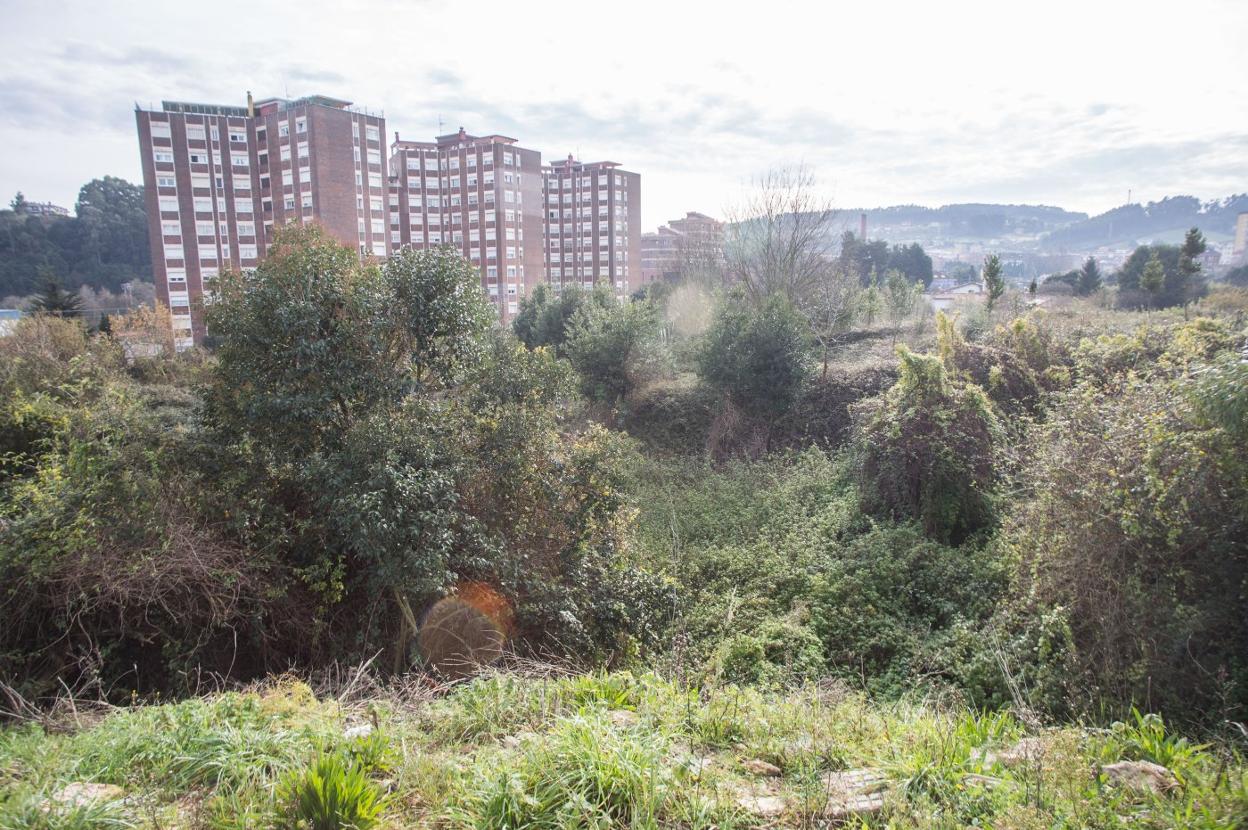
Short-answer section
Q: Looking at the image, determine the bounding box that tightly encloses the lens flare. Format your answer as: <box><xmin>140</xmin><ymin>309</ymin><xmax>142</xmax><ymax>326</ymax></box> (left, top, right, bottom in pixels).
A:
<box><xmin>416</xmin><ymin>581</ymin><xmax>513</xmax><ymax>679</ymax></box>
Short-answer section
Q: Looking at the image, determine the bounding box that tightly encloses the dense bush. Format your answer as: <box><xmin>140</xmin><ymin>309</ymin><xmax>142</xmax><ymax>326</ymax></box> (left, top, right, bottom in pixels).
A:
<box><xmin>854</xmin><ymin>348</ymin><xmax>1002</xmax><ymax>544</ymax></box>
<box><xmin>0</xmin><ymin>228</ymin><xmax>668</xmax><ymax>695</ymax></box>
<box><xmin>511</xmin><ymin>283</ymin><xmax>615</xmax><ymax>354</ymax></box>
<box><xmin>563</xmin><ymin>295</ymin><xmax>668</xmax><ymax>407</ymax></box>
<box><xmin>997</xmin><ymin>322</ymin><xmax>1248</xmax><ymax>721</ymax></box>
<box><xmin>696</xmin><ymin>291</ymin><xmax>810</xmax><ymax>420</ymax></box>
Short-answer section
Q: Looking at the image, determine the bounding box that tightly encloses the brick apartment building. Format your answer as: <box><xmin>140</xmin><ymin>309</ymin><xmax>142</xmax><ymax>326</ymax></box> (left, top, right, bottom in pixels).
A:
<box><xmin>136</xmin><ymin>94</ymin><xmax>386</xmax><ymax>348</ymax></box>
<box><xmin>542</xmin><ymin>155</ymin><xmax>641</xmax><ymax>300</ymax></box>
<box><xmin>640</xmin><ymin>211</ymin><xmax>723</xmax><ymax>284</ymax></box>
<box><xmin>136</xmin><ymin>93</ymin><xmax>641</xmax><ymax>345</ymax></box>
<box><xmin>388</xmin><ymin>128</ymin><xmax>544</xmax><ymax>321</ymax></box>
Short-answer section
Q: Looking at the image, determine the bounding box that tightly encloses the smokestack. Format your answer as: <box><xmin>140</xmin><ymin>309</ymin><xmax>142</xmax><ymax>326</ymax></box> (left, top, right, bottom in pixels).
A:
<box><xmin>246</xmin><ymin>90</ymin><xmax>254</xmax><ymax>117</ymax></box>
<box><xmin>860</xmin><ymin>212</ymin><xmax>867</xmax><ymax>240</ymax></box>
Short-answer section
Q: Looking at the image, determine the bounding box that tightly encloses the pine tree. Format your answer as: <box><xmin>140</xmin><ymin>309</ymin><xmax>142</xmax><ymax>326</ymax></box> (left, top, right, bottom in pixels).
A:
<box><xmin>30</xmin><ymin>278</ymin><xmax>83</xmax><ymax>317</ymax></box>
<box><xmin>1028</xmin><ymin>277</ymin><xmax>1037</xmax><ymax>297</ymax></box>
<box><xmin>1140</xmin><ymin>252</ymin><xmax>1165</xmax><ymax>310</ymax></box>
<box><xmin>1077</xmin><ymin>257</ymin><xmax>1102</xmax><ymax>296</ymax></box>
<box><xmin>982</xmin><ymin>254</ymin><xmax>1005</xmax><ymax>310</ymax></box>
<box><xmin>97</xmin><ymin>313</ymin><xmax>113</xmax><ymax>335</ymax></box>
<box><xmin>1176</xmin><ymin>227</ymin><xmax>1207</xmax><ymax>314</ymax></box>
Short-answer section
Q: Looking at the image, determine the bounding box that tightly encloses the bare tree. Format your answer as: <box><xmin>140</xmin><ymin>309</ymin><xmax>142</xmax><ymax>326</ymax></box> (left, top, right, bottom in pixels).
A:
<box><xmin>721</xmin><ymin>166</ymin><xmax>838</xmax><ymax>305</ymax></box>
<box><xmin>884</xmin><ymin>268</ymin><xmax>921</xmax><ymax>346</ymax></box>
<box><xmin>808</xmin><ymin>264</ymin><xmax>860</xmax><ymax>380</ymax></box>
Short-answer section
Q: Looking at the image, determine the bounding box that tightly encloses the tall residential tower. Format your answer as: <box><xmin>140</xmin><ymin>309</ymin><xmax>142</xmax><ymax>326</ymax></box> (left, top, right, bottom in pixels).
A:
<box><xmin>136</xmin><ymin>94</ymin><xmax>385</xmax><ymax>348</ymax></box>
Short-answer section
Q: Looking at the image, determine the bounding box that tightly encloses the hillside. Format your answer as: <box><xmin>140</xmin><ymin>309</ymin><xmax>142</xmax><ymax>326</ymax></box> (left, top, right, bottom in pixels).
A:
<box><xmin>1040</xmin><ymin>194</ymin><xmax>1248</xmax><ymax>251</ymax></box>
<box><xmin>843</xmin><ymin>202</ymin><xmax>1088</xmax><ymax>243</ymax></box>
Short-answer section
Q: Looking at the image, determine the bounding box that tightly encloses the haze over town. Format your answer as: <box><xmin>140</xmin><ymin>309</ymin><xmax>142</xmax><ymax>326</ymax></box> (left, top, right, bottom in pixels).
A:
<box><xmin>2</xmin><ymin>0</ymin><xmax>1246</xmax><ymax>228</ymax></box>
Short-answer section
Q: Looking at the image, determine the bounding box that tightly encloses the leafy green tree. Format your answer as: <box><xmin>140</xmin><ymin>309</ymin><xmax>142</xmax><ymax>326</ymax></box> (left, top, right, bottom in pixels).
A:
<box><xmin>379</xmin><ymin>245</ymin><xmax>496</xmax><ymax>388</ymax></box>
<box><xmin>206</xmin><ymin>226</ymin><xmax>493</xmax><ymax>457</ymax></box>
<box><xmin>563</xmin><ymin>297</ymin><xmax>666</xmax><ymax>405</ymax></box>
<box><xmin>887</xmin><ymin>242</ymin><xmax>934</xmax><ymax>289</ymax></box>
<box><xmin>74</xmin><ymin>177</ymin><xmax>151</xmax><ymax>287</ymax></box>
<box><xmin>697</xmin><ymin>291</ymin><xmax>810</xmax><ymax>419</ymax></box>
<box><xmin>1140</xmin><ymin>252</ymin><xmax>1165</xmax><ymax>309</ymax></box>
<box><xmin>10</xmin><ymin>192</ymin><xmax>28</xmax><ymax>213</ymax></box>
<box><xmin>982</xmin><ymin>254</ymin><xmax>1005</xmax><ymax>310</ymax></box>
<box><xmin>838</xmin><ymin>232</ymin><xmax>891</xmax><ymax>287</ymax></box>
<box><xmin>0</xmin><ymin>177</ymin><xmax>150</xmax><ymax>297</ymax></box>
<box><xmin>1077</xmin><ymin>256</ymin><xmax>1102</xmax><ymax>296</ymax></box>
<box><xmin>29</xmin><ymin>277</ymin><xmax>83</xmax><ymax>317</ymax></box>
<box><xmin>512</xmin><ymin>283</ymin><xmax>614</xmax><ymax>354</ymax></box>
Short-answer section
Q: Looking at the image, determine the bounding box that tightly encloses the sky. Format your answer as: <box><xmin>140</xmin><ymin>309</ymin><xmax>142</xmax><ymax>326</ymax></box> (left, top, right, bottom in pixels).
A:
<box><xmin>1</xmin><ymin>0</ymin><xmax>1245</xmax><ymax>230</ymax></box>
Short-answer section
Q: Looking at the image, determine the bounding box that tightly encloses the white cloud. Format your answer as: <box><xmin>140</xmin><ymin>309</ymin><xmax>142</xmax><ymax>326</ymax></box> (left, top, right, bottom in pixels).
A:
<box><xmin>1</xmin><ymin>0</ymin><xmax>1245</xmax><ymax>228</ymax></box>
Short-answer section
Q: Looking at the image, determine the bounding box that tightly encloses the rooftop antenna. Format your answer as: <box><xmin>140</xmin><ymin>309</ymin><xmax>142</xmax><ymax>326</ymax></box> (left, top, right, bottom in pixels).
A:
<box><xmin>437</xmin><ymin>114</ymin><xmax>444</xmax><ymax>134</ymax></box>
<box><xmin>1127</xmin><ymin>188</ymin><xmax>1132</xmax><ymax>205</ymax></box>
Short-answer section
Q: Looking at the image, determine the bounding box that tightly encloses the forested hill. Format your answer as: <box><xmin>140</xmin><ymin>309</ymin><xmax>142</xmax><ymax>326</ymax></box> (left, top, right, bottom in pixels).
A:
<box><xmin>1040</xmin><ymin>194</ymin><xmax>1248</xmax><ymax>250</ymax></box>
<box><xmin>0</xmin><ymin>177</ymin><xmax>150</xmax><ymax>298</ymax></box>
<box><xmin>840</xmin><ymin>203</ymin><xmax>1088</xmax><ymax>240</ymax></box>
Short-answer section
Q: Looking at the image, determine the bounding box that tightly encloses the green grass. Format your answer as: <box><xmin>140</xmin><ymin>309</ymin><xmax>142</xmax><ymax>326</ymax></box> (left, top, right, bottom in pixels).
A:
<box><xmin>2</xmin><ymin>671</ymin><xmax>1246</xmax><ymax>829</ymax></box>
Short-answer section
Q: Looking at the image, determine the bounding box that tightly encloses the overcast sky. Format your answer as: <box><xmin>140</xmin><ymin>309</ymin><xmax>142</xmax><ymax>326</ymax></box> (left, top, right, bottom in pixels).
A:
<box><xmin>1</xmin><ymin>0</ymin><xmax>1245</xmax><ymax>229</ymax></box>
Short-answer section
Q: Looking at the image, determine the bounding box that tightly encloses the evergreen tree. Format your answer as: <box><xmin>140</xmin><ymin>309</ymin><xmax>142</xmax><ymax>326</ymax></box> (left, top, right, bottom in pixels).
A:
<box><xmin>982</xmin><ymin>254</ymin><xmax>1005</xmax><ymax>310</ymax></box>
<box><xmin>1176</xmin><ymin>227</ymin><xmax>1207</xmax><ymax>311</ymax></box>
<box><xmin>10</xmin><ymin>192</ymin><xmax>28</xmax><ymax>213</ymax></box>
<box><xmin>1028</xmin><ymin>277</ymin><xmax>1037</xmax><ymax>297</ymax></box>
<box><xmin>1140</xmin><ymin>252</ymin><xmax>1165</xmax><ymax>309</ymax></box>
<box><xmin>96</xmin><ymin>313</ymin><xmax>113</xmax><ymax>335</ymax></box>
<box><xmin>1077</xmin><ymin>256</ymin><xmax>1102</xmax><ymax>296</ymax></box>
<box><xmin>29</xmin><ymin>277</ymin><xmax>83</xmax><ymax>317</ymax></box>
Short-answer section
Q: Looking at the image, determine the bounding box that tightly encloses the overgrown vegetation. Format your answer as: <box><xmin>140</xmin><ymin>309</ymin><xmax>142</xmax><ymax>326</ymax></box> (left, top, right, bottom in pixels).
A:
<box><xmin>1</xmin><ymin>199</ymin><xmax>1246</xmax><ymax>827</ymax></box>
<box><xmin>2</xmin><ymin>673</ymin><xmax>1246</xmax><ymax>829</ymax></box>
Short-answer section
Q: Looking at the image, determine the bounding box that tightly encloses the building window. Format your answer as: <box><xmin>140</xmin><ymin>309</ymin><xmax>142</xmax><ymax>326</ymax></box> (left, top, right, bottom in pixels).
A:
<box><xmin>295</xmin><ymin>118</ymin><xmax>307</xmax><ymax>134</ymax></box>
<box><xmin>156</xmin><ymin>176</ymin><xmax>176</xmax><ymax>189</ymax></box>
<box><xmin>149</xmin><ymin>121</ymin><xmax>172</xmax><ymax>138</ymax></box>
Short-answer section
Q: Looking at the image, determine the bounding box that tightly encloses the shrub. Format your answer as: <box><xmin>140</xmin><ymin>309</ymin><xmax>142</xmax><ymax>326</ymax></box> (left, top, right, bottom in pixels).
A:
<box><xmin>854</xmin><ymin>348</ymin><xmax>1002</xmax><ymax>544</ymax></box>
<box><xmin>711</xmin><ymin>617</ymin><xmax>826</xmax><ymax>686</ymax></box>
<box><xmin>810</xmin><ymin>525</ymin><xmax>1007</xmax><ymax>694</ymax></box>
<box><xmin>1000</xmin><ymin>341</ymin><xmax>1248</xmax><ymax>722</ymax></box>
<box><xmin>511</xmin><ymin>283</ymin><xmax>615</xmax><ymax>354</ymax></box>
<box><xmin>563</xmin><ymin>297</ymin><xmax>668</xmax><ymax>406</ymax></box>
<box><xmin>696</xmin><ymin>291</ymin><xmax>810</xmax><ymax>419</ymax></box>
<box><xmin>277</xmin><ymin>753</ymin><xmax>385</xmax><ymax>830</ymax></box>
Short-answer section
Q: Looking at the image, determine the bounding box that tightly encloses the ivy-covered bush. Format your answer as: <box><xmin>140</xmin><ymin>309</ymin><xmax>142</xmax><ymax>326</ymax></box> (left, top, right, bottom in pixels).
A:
<box><xmin>853</xmin><ymin>348</ymin><xmax>1002</xmax><ymax>544</ymax></box>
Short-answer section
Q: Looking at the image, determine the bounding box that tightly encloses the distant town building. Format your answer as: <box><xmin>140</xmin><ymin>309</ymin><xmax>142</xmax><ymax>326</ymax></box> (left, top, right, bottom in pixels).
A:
<box><xmin>1234</xmin><ymin>212</ymin><xmax>1248</xmax><ymax>264</ymax></box>
<box><xmin>389</xmin><ymin>128</ymin><xmax>545</xmax><ymax>322</ymax></box>
<box><xmin>927</xmin><ymin>282</ymin><xmax>984</xmax><ymax>313</ymax></box>
<box><xmin>640</xmin><ymin>211</ymin><xmax>723</xmax><ymax>283</ymax></box>
<box><xmin>137</xmin><ymin>93</ymin><xmax>642</xmax><ymax>347</ymax></box>
<box><xmin>542</xmin><ymin>155</ymin><xmax>641</xmax><ymax>300</ymax></box>
<box><xmin>0</xmin><ymin>309</ymin><xmax>22</xmax><ymax>336</ymax></box>
<box><xmin>22</xmin><ymin>201</ymin><xmax>70</xmax><ymax>217</ymax></box>
<box><xmin>136</xmin><ymin>93</ymin><xmax>387</xmax><ymax>348</ymax></box>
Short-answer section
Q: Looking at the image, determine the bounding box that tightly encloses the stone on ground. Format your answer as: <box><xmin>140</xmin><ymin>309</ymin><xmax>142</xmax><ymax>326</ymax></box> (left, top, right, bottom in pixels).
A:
<box><xmin>1103</xmin><ymin>760</ymin><xmax>1179</xmax><ymax>795</ymax></box>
